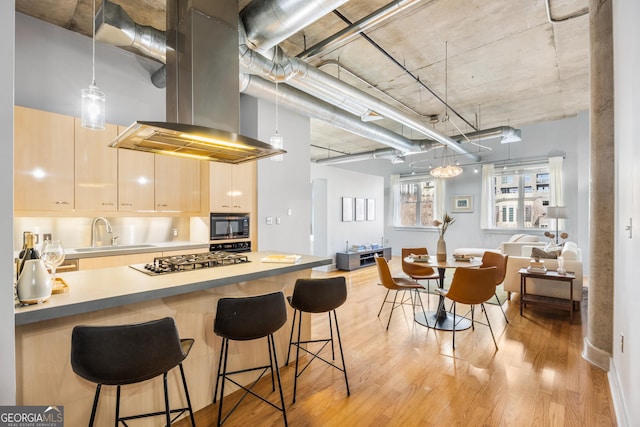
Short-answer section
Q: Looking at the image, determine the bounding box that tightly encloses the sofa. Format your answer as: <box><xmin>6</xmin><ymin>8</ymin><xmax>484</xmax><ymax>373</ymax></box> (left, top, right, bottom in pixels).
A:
<box><xmin>502</xmin><ymin>241</ymin><xmax>583</xmax><ymax>302</ymax></box>
<box><xmin>453</xmin><ymin>233</ymin><xmax>545</xmax><ymax>259</ymax></box>
<box><xmin>499</xmin><ymin>234</ymin><xmax>546</xmax><ymax>256</ymax></box>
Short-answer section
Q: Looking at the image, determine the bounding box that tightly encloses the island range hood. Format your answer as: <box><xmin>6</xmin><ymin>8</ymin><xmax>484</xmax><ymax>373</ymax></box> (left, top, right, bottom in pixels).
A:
<box><xmin>110</xmin><ymin>0</ymin><xmax>285</xmax><ymax>164</ymax></box>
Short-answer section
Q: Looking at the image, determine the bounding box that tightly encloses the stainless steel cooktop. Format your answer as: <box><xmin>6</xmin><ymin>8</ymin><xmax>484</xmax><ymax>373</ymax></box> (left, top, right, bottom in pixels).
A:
<box><xmin>130</xmin><ymin>251</ymin><xmax>250</xmax><ymax>276</ymax></box>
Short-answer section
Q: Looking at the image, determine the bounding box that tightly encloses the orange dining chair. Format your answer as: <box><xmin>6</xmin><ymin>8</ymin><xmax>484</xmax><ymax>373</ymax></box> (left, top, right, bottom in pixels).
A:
<box><xmin>479</xmin><ymin>251</ymin><xmax>510</xmax><ymax>323</ymax></box>
<box><xmin>435</xmin><ymin>266</ymin><xmax>499</xmax><ymax>350</ymax></box>
<box><xmin>375</xmin><ymin>256</ymin><xmax>426</xmax><ymax>330</ymax></box>
<box><xmin>401</xmin><ymin>248</ymin><xmax>440</xmax><ymax>307</ymax></box>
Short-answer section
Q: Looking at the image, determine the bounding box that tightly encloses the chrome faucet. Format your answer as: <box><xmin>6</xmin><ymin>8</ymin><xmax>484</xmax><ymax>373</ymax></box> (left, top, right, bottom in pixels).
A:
<box><xmin>91</xmin><ymin>217</ymin><xmax>114</xmax><ymax>247</ymax></box>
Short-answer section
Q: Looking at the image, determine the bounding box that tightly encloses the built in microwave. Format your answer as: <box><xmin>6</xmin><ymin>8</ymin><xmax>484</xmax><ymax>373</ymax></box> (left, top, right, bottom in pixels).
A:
<box><xmin>210</xmin><ymin>213</ymin><xmax>250</xmax><ymax>240</ymax></box>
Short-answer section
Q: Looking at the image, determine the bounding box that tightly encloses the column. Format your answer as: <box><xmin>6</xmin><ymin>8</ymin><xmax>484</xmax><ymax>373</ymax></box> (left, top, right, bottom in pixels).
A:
<box><xmin>583</xmin><ymin>0</ymin><xmax>614</xmax><ymax>370</ymax></box>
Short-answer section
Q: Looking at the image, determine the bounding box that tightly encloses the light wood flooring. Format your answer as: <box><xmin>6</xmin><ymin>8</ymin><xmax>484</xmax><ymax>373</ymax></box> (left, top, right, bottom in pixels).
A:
<box><xmin>175</xmin><ymin>257</ymin><xmax>616</xmax><ymax>426</ymax></box>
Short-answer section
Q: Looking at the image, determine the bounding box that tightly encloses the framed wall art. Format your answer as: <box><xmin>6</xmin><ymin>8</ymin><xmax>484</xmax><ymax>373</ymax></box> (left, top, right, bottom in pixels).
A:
<box><xmin>451</xmin><ymin>195</ymin><xmax>473</xmax><ymax>213</ymax></box>
<box><xmin>355</xmin><ymin>198</ymin><xmax>366</xmax><ymax>221</ymax></box>
<box><xmin>366</xmin><ymin>198</ymin><xmax>375</xmax><ymax>220</ymax></box>
<box><xmin>342</xmin><ymin>197</ymin><xmax>353</xmax><ymax>222</ymax></box>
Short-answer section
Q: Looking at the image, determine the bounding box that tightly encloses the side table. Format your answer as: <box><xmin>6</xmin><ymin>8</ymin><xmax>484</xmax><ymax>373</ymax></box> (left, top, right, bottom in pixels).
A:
<box><xmin>519</xmin><ymin>268</ymin><xmax>576</xmax><ymax>323</ymax></box>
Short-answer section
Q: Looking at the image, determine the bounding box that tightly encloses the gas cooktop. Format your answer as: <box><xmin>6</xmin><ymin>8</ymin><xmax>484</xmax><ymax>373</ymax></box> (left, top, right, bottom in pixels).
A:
<box><xmin>130</xmin><ymin>251</ymin><xmax>250</xmax><ymax>276</ymax></box>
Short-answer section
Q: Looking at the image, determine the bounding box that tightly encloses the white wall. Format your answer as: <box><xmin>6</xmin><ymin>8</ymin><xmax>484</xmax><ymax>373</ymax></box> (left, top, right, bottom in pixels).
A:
<box><xmin>0</xmin><ymin>0</ymin><xmax>16</xmax><ymax>405</ymax></box>
<box><xmin>15</xmin><ymin>12</ymin><xmax>165</xmax><ymax>124</ymax></box>
<box><xmin>611</xmin><ymin>1</ymin><xmax>639</xmax><ymax>425</ymax></box>
<box><xmin>310</xmin><ymin>164</ymin><xmax>385</xmax><ymax>264</ymax></box>
<box><xmin>241</xmin><ymin>96</ymin><xmax>313</xmax><ymax>255</ymax></box>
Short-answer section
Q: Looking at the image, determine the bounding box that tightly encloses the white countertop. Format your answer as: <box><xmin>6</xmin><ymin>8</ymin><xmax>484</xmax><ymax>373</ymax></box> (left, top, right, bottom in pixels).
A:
<box><xmin>14</xmin><ymin>251</ymin><xmax>332</xmax><ymax>326</ymax></box>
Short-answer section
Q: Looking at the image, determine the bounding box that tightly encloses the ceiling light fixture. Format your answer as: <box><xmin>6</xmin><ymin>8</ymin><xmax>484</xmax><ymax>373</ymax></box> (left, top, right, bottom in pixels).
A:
<box><xmin>430</xmin><ymin>146</ymin><xmax>463</xmax><ymax>178</ymax></box>
<box><xmin>270</xmin><ymin>64</ymin><xmax>284</xmax><ymax>162</ymax></box>
<box><xmin>429</xmin><ymin>44</ymin><xmax>462</xmax><ymax>179</ymax></box>
<box><xmin>81</xmin><ymin>0</ymin><xmax>105</xmax><ymax>130</ymax></box>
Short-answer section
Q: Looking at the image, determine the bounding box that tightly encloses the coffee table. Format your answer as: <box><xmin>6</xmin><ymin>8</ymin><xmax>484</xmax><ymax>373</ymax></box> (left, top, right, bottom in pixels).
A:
<box><xmin>519</xmin><ymin>268</ymin><xmax>576</xmax><ymax>322</ymax></box>
<box><xmin>407</xmin><ymin>257</ymin><xmax>482</xmax><ymax>330</ymax></box>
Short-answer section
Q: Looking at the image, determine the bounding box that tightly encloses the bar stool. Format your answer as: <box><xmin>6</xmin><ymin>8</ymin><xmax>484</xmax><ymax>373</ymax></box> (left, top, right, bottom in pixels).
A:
<box><xmin>213</xmin><ymin>291</ymin><xmax>288</xmax><ymax>426</ymax></box>
<box><xmin>70</xmin><ymin>317</ymin><xmax>195</xmax><ymax>427</ymax></box>
<box><xmin>285</xmin><ymin>277</ymin><xmax>350</xmax><ymax>403</ymax></box>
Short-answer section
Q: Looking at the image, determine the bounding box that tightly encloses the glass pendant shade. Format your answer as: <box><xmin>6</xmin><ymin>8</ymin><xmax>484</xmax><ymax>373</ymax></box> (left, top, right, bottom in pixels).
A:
<box><xmin>81</xmin><ymin>83</ymin><xmax>105</xmax><ymax>130</ymax></box>
<box><xmin>269</xmin><ymin>132</ymin><xmax>284</xmax><ymax>161</ymax></box>
<box><xmin>430</xmin><ymin>164</ymin><xmax>463</xmax><ymax>178</ymax></box>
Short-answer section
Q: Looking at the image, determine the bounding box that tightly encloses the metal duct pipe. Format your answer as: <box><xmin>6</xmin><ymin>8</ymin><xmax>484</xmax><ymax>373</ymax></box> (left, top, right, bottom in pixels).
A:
<box><xmin>314</xmin><ymin>147</ymin><xmax>402</xmax><ymax>164</ymax></box>
<box><xmin>239</xmin><ymin>73</ymin><xmax>433</xmax><ymax>153</ymax></box>
<box><xmin>240</xmin><ymin>0</ymin><xmax>350</xmax><ymax>52</ymax></box>
<box><xmin>95</xmin><ymin>0</ymin><xmax>166</xmax><ymax>63</ymax></box>
<box><xmin>317</xmin><ymin>125</ymin><xmax>521</xmax><ymax>164</ymax></box>
<box><xmin>298</xmin><ymin>0</ymin><xmax>425</xmax><ymax>60</ymax></box>
<box><xmin>451</xmin><ymin>126</ymin><xmax>522</xmax><ymax>144</ymax></box>
<box><xmin>238</xmin><ymin>21</ymin><xmax>479</xmax><ymax>161</ymax></box>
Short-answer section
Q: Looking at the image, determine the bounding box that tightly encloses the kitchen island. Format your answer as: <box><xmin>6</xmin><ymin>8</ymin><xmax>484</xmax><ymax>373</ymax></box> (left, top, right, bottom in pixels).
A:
<box><xmin>15</xmin><ymin>251</ymin><xmax>331</xmax><ymax>426</ymax></box>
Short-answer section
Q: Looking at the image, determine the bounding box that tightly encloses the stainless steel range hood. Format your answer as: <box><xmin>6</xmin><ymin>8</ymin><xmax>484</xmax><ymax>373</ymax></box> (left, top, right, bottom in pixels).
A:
<box><xmin>112</xmin><ymin>121</ymin><xmax>283</xmax><ymax>163</ymax></box>
<box><xmin>110</xmin><ymin>0</ymin><xmax>285</xmax><ymax>164</ymax></box>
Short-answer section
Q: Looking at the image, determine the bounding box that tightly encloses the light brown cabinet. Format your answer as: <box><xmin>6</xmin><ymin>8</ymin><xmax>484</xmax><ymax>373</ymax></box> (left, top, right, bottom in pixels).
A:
<box><xmin>14</xmin><ymin>106</ymin><xmax>75</xmax><ymax>211</ymax></box>
<box><xmin>74</xmin><ymin>120</ymin><xmax>118</xmax><ymax>211</ymax></box>
<box><xmin>154</xmin><ymin>155</ymin><xmax>201</xmax><ymax>212</ymax></box>
<box><xmin>210</xmin><ymin>162</ymin><xmax>255</xmax><ymax>213</ymax></box>
<box><xmin>117</xmin><ymin>145</ymin><xmax>155</xmax><ymax>211</ymax></box>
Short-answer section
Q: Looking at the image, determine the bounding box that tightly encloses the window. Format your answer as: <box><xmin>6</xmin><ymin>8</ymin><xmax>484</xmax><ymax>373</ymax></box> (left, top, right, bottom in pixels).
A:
<box><xmin>395</xmin><ymin>178</ymin><xmax>436</xmax><ymax>227</ymax></box>
<box><xmin>492</xmin><ymin>165</ymin><xmax>550</xmax><ymax>229</ymax></box>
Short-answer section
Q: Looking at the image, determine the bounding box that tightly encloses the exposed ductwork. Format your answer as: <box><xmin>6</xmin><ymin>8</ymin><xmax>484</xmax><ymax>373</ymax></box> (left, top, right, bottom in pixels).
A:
<box><xmin>239</xmin><ymin>73</ymin><xmax>437</xmax><ymax>154</ymax></box>
<box><xmin>98</xmin><ymin>0</ymin><xmax>488</xmax><ymax>163</ymax></box>
<box><xmin>237</xmin><ymin>20</ymin><xmax>480</xmax><ymax>161</ymax></box>
<box><xmin>95</xmin><ymin>0</ymin><xmax>166</xmax><ymax>63</ymax></box>
<box><xmin>240</xmin><ymin>0</ymin><xmax>350</xmax><ymax>53</ymax></box>
<box><xmin>314</xmin><ymin>126</ymin><xmax>521</xmax><ymax>165</ymax></box>
<box><xmin>297</xmin><ymin>0</ymin><xmax>425</xmax><ymax>60</ymax></box>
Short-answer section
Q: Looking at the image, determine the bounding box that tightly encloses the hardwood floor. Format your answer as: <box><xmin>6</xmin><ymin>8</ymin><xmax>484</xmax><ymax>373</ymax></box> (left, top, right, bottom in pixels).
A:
<box><xmin>175</xmin><ymin>258</ymin><xmax>616</xmax><ymax>426</ymax></box>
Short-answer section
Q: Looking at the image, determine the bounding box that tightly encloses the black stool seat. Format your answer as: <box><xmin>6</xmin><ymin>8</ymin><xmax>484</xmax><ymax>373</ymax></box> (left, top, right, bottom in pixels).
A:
<box><xmin>286</xmin><ymin>277</ymin><xmax>350</xmax><ymax>403</ymax></box>
<box><xmin>213</xmin><ymin>291</ymin><xmax>288</xmax><ymax>426</ymax></box>
<box><xmin>71</xmin><ymin>317</ymin><xmax>195</xmax><ymax>426</ymax></box>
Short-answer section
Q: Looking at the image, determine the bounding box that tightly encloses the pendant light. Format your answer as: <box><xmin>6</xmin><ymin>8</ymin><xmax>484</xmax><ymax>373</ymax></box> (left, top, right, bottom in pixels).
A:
<box><xmin>429</xmin><ymin>41</ymin><xmax>461</xmax><ymax>179</ymax></box>
<box><xmin>81</xmin><ymin>0</ymin><xmax>105</xmax><ymax>130</ymax></box>
<box><xmin>270</xmin><ymin>64</ymin><xmax>284</xmax><ymax>161</ymax></box>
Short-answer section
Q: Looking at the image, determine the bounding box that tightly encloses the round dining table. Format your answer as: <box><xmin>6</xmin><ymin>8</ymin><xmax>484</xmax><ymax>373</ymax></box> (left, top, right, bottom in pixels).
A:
<box><xmin>406</xmin><ymin>256</ymin><xmax>482</xmax><ymax>331</ymax></box>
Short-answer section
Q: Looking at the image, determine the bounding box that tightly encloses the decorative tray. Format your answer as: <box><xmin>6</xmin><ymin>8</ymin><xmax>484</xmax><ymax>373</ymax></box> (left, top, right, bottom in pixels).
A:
<box><xmin>52</xmin><ymin>277</ymin><xmax>69</xmax><ymax>294</ymax></box>
<box><xmin>410</xmin><ymin>254</ymin><xmax>431</xmax><ymax>262</ymax></box>
<box><xmin>453</xmin><ymin>254</ymin><xmax>475</xmax><ymax>262</ymax></box>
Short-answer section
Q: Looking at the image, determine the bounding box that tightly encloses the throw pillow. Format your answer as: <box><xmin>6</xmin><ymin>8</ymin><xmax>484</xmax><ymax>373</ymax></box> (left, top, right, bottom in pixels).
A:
<box><xmin>531</xmin><ymin>247</ymin><xmax>559</xmax><ymax>259</ymax></box>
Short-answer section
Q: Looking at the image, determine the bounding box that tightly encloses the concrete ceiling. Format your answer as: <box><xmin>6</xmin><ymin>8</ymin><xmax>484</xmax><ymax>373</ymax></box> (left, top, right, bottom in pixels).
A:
<box><xmin>15</xmin><ymin>0</ymin><xmax>590</xmax><ymax>164</ymax></box>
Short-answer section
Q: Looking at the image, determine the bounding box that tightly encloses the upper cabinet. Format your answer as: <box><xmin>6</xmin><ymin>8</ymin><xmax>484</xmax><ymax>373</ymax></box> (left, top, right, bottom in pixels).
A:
<box><xmin>117</xmin><ymin>125</ymin><xmax>155</xmax><ymax>211</ymax></box>
<box><xmin>210</xmin><ymin>162</ymin><xmax>255</xmax><ymax>213</ymax></box>
<box><xmin>155</xmin><ymin>155</ymin><xmax>201</xmax><ymax>212</ymax></box>
<box><xmin>74</xmin><ymin>120</ymin><xmax>118</xmax><ymax>211</ymax></box>
<box><xmin>14</xmin><ymin>107</ymin><xmax>217</xmax><ymax>215</ymax></box>
<box><xmin>118</xmin><ymin>149</ymin><xmax>155</xmax><ymax>211</ymax></box>
<box><xmin>14</xmin><ymin>106</ymin><xmax>75</xmax><ymax>211</ymax></box>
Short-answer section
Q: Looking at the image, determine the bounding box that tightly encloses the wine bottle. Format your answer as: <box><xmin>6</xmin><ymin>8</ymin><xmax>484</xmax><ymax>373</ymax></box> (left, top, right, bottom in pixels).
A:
<box><xmin>18</xmin><ymin>230</ymin><xmax>32</xmax><ymax>259</ymax></box>
<box><xmin>17</xmin><ymin>232</ymin><xmax>39</xmax><ymax>280</ymax></box>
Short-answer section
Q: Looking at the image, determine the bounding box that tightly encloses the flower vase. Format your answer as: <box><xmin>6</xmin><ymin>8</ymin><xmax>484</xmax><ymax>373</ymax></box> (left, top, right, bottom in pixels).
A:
<box><xmin>16</xmin><ymin>259</ymin><xmax>52</xmax><ymax>305</ymax></box>
<box><xmin>437</xmin><ymin>236</ymin><xmax>447</xmax><ymax>262</ymax></box>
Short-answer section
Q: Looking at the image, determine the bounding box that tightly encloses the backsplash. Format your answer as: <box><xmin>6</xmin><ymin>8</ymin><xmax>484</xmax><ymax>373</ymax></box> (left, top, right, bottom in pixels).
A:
<box><xmin>13</xmin><ymin>216</ymin><xmax>196</xmax><ymax>251</ymax></box>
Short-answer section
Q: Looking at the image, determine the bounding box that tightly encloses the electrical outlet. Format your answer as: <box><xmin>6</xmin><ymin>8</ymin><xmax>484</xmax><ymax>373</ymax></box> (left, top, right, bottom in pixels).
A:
<box><xmin>276</xmin><ymin>217</ymin><xmax>281</xmax><ymax>225</ymax></box>
<box><xmin>266</xmin><ymin>217</ymin><xmax>273</xmax><ymax>225</ymax></box>
<box><xmin>172</xmin><ymin>229</ymin><xmax>178</xmax><ymax>237</ymax></box>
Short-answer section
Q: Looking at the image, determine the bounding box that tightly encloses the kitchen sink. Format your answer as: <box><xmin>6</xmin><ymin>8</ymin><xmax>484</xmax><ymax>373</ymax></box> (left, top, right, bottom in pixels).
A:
<box><xmin>73</xmin><ymin>244</ymin><xmax>157</xmax><ymax>253</ymax></box>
